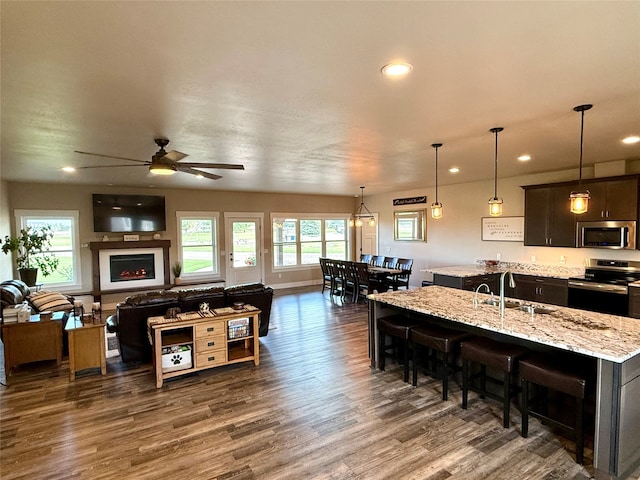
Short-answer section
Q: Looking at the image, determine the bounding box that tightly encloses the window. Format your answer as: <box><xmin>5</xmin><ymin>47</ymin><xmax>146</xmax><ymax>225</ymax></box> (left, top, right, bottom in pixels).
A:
<box><xmin>272</xmin><ymin>214</ymin><xmax>348</xmax><ymax>268</ymax></box>
<box><xmin>176</xmin><ymin>212</ymin><xmax>220</xmax><ymax>278</ymax></box>
<box><xmin>15</xmin><ymin>210</ymin><xmax>80</xmax><ymax>288</ymax></box>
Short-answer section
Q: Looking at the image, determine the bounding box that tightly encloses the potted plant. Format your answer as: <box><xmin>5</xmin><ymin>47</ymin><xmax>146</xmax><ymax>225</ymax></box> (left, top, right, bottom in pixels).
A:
<box><xmin>172</xmin><ymin>260</ymin><xmax>183</xmax><ymax>285</ymax></box>
<box><xmin>1</xmin><ymin>225</ymin><xmax>60</xmax><ymax>286</ymax></box>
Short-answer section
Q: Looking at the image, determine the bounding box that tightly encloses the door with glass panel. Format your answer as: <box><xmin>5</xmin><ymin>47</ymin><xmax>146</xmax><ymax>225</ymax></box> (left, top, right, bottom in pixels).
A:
<box><xmin>224</xmin><ymin>215</ymin><xmax>263</xmax><ymax>286</ymax></box>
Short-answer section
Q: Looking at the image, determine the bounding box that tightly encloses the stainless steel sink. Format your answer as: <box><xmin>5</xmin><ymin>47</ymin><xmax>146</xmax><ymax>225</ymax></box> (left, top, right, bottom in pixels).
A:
<box><xmin>482</xmin><ymin>299</ymin><xmax>520</xmax><ymax>308</ymax></box>
<box><xmin>518</xmin><ymin>304</ymin><xmax>555</xmax><ymax>315</ymax></box>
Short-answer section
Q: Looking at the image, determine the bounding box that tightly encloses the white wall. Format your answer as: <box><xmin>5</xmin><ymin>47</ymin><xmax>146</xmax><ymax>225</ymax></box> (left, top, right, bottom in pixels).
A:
<box><xmin>366</xmin><ymin>168</ymin><xmax>640</xmax><ymax>286</ymax></box>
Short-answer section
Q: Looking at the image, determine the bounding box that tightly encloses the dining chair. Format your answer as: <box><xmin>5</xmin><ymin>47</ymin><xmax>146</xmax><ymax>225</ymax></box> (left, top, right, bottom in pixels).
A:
<box><xmin>319</xmin><ymin>258</ymin><xmax>332</xmax><ymax>294</ymax></box>
<box><xmin>360</xmin><ymin>253</ymin><xmax>373</xmax><ymax>264</ymax></box>
<box><xmin>385</xmin><ymin>257</ymin><xmax>399</xmax><ymax>269</ymax></box>
<box><xmin>352</xmin><ymin>261</ymin><xmax>376</xmax><ymax>301</ymax></box>
<box><xmin>389</xmin><ymin>258</ymin><xmax>413</xmax><ymax>290</ymax></box>
<box><xmin>370</xmin><ymin>255</ymin><xmax>385</xmax><ymax>267</ymax></box>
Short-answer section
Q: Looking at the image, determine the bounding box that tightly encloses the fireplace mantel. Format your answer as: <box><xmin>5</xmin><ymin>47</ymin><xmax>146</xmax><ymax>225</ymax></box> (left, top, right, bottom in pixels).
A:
<box><xmin>90</xmin><ymin>240</ymin><xmax>171</xmax><ymax>299</ymax></box>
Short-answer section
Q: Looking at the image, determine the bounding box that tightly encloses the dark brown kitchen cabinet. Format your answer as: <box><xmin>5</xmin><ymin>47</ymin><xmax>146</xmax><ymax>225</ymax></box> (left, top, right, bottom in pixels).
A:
<box><xmin>629</xmin><ymin>286</ymin><xmax>640</xmax><ymax>319</ymax></box>
<box><xmin>433</xmin><ymin>273</ymin><xmax>499</xmax><ymax>293</ymax></box>
<box><xmin>513</xmin><ymin>274</ymin><xmax>568</xmax><ymax>307</ymax></box>
<box><xmin>523</xmin><ymin>184</ymin><xmax>577</xmax><ymax>247</ymax></box>
<box><xmin>579</xmin><ymin>178</ymin><xmax>638</xmax><ymax>221</ymax></box>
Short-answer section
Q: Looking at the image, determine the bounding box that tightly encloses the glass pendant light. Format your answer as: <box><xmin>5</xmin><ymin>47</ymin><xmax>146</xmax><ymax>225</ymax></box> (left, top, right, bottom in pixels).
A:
<box><xmin>488</xmin><ymin>127</ymin><xmax>504</xmax><ymax>217</ymax></box>
<box><xmin>570</xmin><ymin>104</ymin><xmax>593</xmax><ymax>214</ymax></box>
<box><xmin>431</xmin><ymin>143</ymin><xmax>443</xmax><ymax>219</ymax></box>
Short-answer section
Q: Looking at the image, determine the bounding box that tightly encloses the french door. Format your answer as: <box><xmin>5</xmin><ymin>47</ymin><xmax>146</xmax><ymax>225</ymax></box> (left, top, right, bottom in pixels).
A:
<box><xmin>224</xmin><ymin>214</ymin><xmax>263</xmax><ymax>286</ymax></box>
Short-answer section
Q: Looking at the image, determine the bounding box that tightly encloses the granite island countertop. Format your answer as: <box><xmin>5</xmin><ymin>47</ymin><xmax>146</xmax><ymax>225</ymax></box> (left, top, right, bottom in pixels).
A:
<box><xmin>425</xmin><ymin>261</ymin><xmax>584</xmax><ymax>279</ymax></box>
<box><xmin>369</xmin><ymin>286</ymin><xmax>640</xmax><ymax>363</ymax></box>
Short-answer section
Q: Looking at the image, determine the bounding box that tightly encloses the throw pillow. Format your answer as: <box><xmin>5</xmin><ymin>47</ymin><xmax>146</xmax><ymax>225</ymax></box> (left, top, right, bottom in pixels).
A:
<box><xmin>27</xmin><ymin>290</ymin><xmax>73</xmax><ymax>312</ymax></box>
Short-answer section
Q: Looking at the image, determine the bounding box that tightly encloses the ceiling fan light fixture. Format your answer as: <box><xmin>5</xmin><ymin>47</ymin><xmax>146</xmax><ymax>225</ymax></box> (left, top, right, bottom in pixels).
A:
<box><xmin>570</xmin><ymin>104</ymin><xmax>593</xmax><ymax>214</ymax></box>
<box><xmin>149</xmin><ymin>163</ymin><xmax>177</xmax><ymax>175</ymax></box>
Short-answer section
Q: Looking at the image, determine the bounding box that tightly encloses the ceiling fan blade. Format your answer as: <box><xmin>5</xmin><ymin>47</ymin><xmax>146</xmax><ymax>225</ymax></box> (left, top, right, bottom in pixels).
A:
<box><xmin>163</xmin><ymin>150</ymin><xmax>188</xmax><ymax>162</ymax></box>
<box><xmin>75</xmin><ymin>164</ymin><xmax>148</xmax><ymax>169</ymax></box>
<box><xmin>180</xmin><ymin>167</ymin><xmax>222</xmax><ymax>180</ymax></box>
<box><xmin>74</xmin><ymin>150</ymin><xmax>148</xmax><ymax>164</ymax></box>
<box><xmin>177</xmin><ymin>162</ymin><xmax>245</xmax><ymax>170</ymax></box>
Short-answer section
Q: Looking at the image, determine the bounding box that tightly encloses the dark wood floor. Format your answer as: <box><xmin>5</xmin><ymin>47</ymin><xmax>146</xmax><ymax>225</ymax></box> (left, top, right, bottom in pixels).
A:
<box><xmin>1</xmin><ymin>287</ymin><xmax>638</xmax><ymax>479</ymax></box>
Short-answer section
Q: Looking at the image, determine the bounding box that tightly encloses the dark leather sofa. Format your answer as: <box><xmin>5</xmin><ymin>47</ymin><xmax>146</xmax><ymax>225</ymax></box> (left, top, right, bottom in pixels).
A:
<box><xmin>1</xmin><ymin>279</ymin><xmax>74</xmax><ymax>319</ymax></box>
<box><xmin>106</xmin><ymin>283</ymin><xmax>274</xmax><ymax>363</ymax></box>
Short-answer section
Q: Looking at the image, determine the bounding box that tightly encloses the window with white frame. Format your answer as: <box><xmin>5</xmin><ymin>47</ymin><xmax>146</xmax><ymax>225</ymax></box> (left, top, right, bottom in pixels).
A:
<box><xmin>176</xmin><ymin>212</ymin><xmax>220</xmax><ymax>278</ymax></box>
<box><xmin>272</xmin><ymin>215</ymin><xmax>348</xmax><ymax>268</ymax></box>
<box><xmin>14</xmin><ymin>210</ymin><xmax>80</xmax><ymax>288</ymax></box>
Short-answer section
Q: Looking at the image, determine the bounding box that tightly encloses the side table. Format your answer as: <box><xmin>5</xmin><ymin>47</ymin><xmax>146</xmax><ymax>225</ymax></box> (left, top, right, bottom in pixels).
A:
<box><xmin>2</xmin><ymin>316</ymin><xmax>62</xmax><ymax>383</ymax></box>
<box><xmin>65</xmin><ymin>315</ymin><xmax>106</xmax><ymax>381</ymax></box>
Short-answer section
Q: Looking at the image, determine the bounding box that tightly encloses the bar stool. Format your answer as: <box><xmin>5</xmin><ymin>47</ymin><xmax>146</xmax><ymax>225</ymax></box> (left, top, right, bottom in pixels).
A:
<box><xmin>377</xmin><ymin>314</ymin><xmax>419</xmax><ymax>383</ymax></box>
<box><xmin>461</xmin><ymin>336</ymin><xmax>528</xmax><ymax>428</ymax></box>
<box><xmin>411</xmin><ymin>324</ymin><xmax>469</xmax><ymax>401</ymax></box>
<box><xmin>520</xmin><ymin>352</ymin><xmax>592</xmax><ymax>464</ymax></box>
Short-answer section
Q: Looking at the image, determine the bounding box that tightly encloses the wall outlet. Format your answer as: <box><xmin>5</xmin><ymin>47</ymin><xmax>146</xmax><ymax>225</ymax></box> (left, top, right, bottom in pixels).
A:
<box><xmin>496</xmin><ymin>253</ymin><xmax>501</xmax><ymax>260</ymax></box>
<box><xmin>530</xmin><ymin>255</ymin><xmax>536</xmax><ymax>263</ymax></box>
<box><xmin>560</xmin><ymin>255</ymin><xmax>566</xmax><ymax>264</ymax></box>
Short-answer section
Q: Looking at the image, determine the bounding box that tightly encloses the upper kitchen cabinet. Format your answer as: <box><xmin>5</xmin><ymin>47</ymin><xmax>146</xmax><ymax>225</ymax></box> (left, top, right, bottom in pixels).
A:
<box><xmin>523</xmin><ymin>183</ymin><xmax>577</xmax><ymax>247</ymax></box>
<box><xmin>579</xmin><ymin>177</ymin><xmax>638</xmax><ymax>221</ymax></box>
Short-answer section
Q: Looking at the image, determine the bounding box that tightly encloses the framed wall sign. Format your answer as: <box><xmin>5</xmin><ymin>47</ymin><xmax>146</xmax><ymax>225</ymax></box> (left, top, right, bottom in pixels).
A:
<box><xmin>481</xmin><ymin>216</ymin><xmax>524</xmax><ymax>242</ymax></box>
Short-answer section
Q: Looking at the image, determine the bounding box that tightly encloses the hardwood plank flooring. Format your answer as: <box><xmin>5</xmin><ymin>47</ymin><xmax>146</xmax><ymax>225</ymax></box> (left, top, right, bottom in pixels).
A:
<box><xmin>1</xmin><ymin>286</ymin><xmax>639</xmax><ymax>479</ymax></box>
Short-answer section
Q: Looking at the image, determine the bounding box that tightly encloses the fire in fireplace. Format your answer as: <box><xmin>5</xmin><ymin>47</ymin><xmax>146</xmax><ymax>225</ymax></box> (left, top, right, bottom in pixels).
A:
<box><xmin>110</xmin><ymin>253</ymin><xmax>156</xmax><ymax>283</ymax></box>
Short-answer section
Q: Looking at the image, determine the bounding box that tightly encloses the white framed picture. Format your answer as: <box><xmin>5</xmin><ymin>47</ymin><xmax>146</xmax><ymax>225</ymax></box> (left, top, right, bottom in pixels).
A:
<box><xmin>481</xmin><ymin>216</ymin><xmax>524</xmax><ymax>242</ymax></box>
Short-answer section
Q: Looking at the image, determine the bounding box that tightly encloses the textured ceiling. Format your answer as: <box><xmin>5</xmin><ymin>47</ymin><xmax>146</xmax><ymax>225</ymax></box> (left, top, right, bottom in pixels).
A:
<box><xmin>1</xmin><ymin>1</ymin><xmax>639</xmax><ymax>196</ymax></box>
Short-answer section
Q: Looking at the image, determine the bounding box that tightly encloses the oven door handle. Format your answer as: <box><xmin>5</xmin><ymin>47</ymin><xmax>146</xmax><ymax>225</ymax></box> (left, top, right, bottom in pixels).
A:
<box><xmin>568</xmin><ymin>280</ymin><xmax>628</xmax><ymax>294</ymax></box>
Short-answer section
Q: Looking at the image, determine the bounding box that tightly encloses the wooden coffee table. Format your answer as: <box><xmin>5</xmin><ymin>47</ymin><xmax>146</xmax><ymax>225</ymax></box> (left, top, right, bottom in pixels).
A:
<box><xmin>65</xmin><ymin>315</ymin><xmax>106</xmax><ymax>381</ymax></box>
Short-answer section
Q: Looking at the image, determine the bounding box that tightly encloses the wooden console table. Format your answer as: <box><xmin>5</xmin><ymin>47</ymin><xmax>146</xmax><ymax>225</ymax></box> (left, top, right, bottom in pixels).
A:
<box><xmin>148</xmin><ymin>306</ymin><xmax>260</xmax><ymax>388</ymax></box>
<box><xmin>2</xmin><ymin>315</ymin><xmax>62</xmax><ymax>382</ymax></box>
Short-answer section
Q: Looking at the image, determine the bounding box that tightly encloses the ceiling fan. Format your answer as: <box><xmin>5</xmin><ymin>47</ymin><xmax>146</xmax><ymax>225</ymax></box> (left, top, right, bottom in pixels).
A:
<box><xmin>74</xmin><ymin>138</ymin><xmax>244</xmax><ymax>180</ymax></box>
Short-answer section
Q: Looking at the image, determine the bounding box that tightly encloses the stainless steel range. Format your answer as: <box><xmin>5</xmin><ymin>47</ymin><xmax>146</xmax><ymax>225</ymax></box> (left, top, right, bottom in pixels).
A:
<box><xmin>568</xmin><ymin>258</ymin><xmax>640</xmax><ymax>316</ymax></box>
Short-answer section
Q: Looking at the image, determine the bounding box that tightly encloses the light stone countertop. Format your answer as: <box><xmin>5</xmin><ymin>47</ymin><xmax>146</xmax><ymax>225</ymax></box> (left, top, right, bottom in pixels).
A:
<box><xmin>425</xmin><ymin>261</ymin><xmax>584</xmax><ymax>279</ymax></box>
<box><xmin>369</xmin><ymin>286</ymin><xmax>640</xmax><ymax>363</ymax></box>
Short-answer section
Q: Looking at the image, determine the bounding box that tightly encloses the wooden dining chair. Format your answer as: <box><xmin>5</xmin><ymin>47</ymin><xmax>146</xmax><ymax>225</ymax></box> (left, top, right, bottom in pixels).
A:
<box><xmin>360</xmin><ymin>254</ymin><xmax>373</xmax><ymax>264</ymax></box>
<box><xmin>370</xmin><ymin>255</ymin><xmax>385</xmax><ymax>267</ymax></box>
<box><xmin>389</xmin><ymin>258</ymin><xmax>413</xmax><ymax>290</ymax></box>
<box><xmin>319</xmin><ymin>258</ymin><xmax>332</xmax><ymax>294</ymax></box>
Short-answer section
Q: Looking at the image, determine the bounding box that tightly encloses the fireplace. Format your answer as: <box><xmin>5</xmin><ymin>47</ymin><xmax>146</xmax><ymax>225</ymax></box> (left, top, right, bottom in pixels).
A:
<box><xmin>99</xmin><ymin>248</ymin><xmax>165</xmax><ymax>291</ymax></box>
<box><xmin>110</xmin><ymin>253</ymin><xmax>156</xmax><ymax>283</ymax></box>
<box><xmin>90</xmin><ymin>240</ymin><xmax>171</xmax><ymax>298</ymax></box>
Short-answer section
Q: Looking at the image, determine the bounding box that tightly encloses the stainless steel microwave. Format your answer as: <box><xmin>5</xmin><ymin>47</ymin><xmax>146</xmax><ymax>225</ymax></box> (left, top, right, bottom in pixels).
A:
<box><xmin>577</xmin><ymin>221</ymin><xmax>636</xmax><ymax>249</ymax></box>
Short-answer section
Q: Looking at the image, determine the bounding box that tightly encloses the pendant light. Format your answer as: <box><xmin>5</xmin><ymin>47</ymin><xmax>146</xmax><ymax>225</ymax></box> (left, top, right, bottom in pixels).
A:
<box><xmin>431</xmin><ymin>143</ymin><xmax>443</xmax><ymax>219</ymax></box>
<box><xmin>349</xmin><ymin>186</ymin><xmax>376</xmax><ymax>227</ymax></box>
<box><xmin>569</xmin><ymin>104</ymin><xmax>593</xmax><ymax>214</ymax></box>
<box><xmin>488</xmin><ymin>127</ymin><xmax>504</xmax><ymax>217</ymax></box>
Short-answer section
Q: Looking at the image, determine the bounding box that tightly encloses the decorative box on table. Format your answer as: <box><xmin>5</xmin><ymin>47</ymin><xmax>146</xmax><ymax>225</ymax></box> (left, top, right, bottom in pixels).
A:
<box><xmin>161</xmin><ymin>345</ymin><xmax>192</xmax><ymax>372</ymax></box>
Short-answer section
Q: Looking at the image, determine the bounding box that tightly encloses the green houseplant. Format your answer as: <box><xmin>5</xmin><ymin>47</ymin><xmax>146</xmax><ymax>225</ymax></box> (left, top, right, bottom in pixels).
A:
<box><xmin>1</xmin><ymin>225</ymin><xmax>60</xmax><ymax>286</ymax></box>
<box><xmin>172</xmin><ymin>260</ymin><xmax>183</xmax><ymax>285</ymax></box>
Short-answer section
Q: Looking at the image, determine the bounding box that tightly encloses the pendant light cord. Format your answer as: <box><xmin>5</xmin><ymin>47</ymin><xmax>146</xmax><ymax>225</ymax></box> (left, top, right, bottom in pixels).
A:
<box><xmin>494</xmin><ymin>131</ymin><xmax>498</xmax><ymax>198</ymax></box>
<box><xmin>435</xmin><ymin>146</ymin><xmax>439</xmax><ymax>203</ymax></box>
<box><xmin>578</xmin><ymin>109</ymin><xmax>585</xmax><ymax>185</ymax></box>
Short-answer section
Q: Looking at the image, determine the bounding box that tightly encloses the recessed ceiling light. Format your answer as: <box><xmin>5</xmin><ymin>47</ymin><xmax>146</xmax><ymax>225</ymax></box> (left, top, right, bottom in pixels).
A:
<box><xmin>381</xmin><ymin>62</ymin><xmax>413</xmax><ymax>77</ymax></box>
<box><xmin>518</xmin><ymin>154</ymin><xmax>532</xmax><ymax>161</ymax></box>
<box><xmin>62</xmin><ymin>166</ymin><xmax>75</xmax><ymax>172</ymax></box>
<box><xmin>195</xmin><ymin>174</ymin><xmax>204</xmax><ymax>179</ymax></box>
<box><xmin>622</xmin><ymin>135</ymin><xmax>640</xmax><ymax>145</ymax></box>
<box><xmin>448</xmin><ymin>167</ymin><xmax>460</xmax><ymax>173</ymax></box>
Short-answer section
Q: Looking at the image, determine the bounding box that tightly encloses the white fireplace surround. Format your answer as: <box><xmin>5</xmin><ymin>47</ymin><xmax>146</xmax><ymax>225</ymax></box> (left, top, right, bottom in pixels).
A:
<box><xmin>99</xmin><ymin>248</ymin><xmax>165</xmax><ymax>291</ymax></box>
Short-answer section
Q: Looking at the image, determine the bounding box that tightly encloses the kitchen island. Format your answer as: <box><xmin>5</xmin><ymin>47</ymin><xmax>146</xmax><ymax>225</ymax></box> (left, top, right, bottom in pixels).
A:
<box><xmin>368</xmin><ymin>286</ymin><xmax>640</xmax><ymax>480</ymax></box>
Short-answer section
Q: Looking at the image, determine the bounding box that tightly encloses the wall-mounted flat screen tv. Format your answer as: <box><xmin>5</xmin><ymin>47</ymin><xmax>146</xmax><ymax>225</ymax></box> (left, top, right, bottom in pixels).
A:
<box><xmin>93</xmin><ymin>194</ymin><xmax>166</xmax><ymax>233</ymax></box>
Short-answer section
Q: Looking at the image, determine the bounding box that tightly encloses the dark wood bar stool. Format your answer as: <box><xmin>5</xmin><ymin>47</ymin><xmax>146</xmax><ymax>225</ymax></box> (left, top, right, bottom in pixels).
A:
<box><xmin>520</xmin><ymin>352</ymin><xmax>592</xmax><ymax>464</ymax></box>
<box><xmin>411</xmin><ymin>324</ymin><xmax>469</xmax><ymax>400</ymax></box>
<box><xmin>377</xmin><ymin>314</ymin><xmax>419</xmax><ymax>383</ymax></box>
<box><xmin>461</xmin><ymin>337</ymin><xmax>528</xmax><ymax>428</ymax></box>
